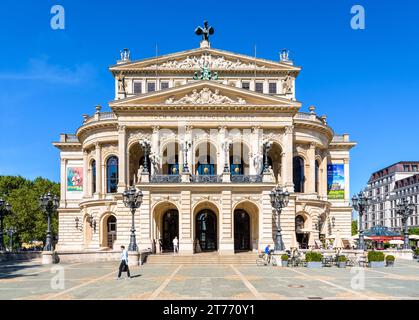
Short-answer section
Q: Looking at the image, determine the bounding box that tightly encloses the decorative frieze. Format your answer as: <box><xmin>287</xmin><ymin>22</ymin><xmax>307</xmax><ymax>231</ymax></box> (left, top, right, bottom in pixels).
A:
<box><xmin>165</xmin><ymin>88</ymin><xmax>246</xmax><ymax>105</ymax></box>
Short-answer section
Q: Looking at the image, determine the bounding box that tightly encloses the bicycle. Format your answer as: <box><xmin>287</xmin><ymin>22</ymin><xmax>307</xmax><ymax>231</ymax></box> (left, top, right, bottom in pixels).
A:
<box><xmin>256</xmin><ymin>253</ymin><xmax>278</xmax><ymax>266</ymax></box>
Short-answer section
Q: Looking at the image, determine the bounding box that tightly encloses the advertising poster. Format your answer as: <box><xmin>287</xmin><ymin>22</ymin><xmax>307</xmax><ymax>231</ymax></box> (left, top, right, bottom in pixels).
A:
<box><xmin>67</xmin><ymin>167</ymin><xmax>83</xmax><ymax>191</ymax></box>
<box><xmin>327</xmin><ymin>164</ymin><xmax>344</xmax><ymax>199</ymax></box>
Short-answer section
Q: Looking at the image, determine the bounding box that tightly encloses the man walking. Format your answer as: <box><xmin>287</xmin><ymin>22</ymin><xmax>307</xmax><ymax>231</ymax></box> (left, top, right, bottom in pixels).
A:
<box><xmin>117</xmin><ymin>245</ymin><xmax>131</xmax><ymax>279</ymax></box>
<box><xmin>172</xmin><ymin>236</ymin><xmax>179</xmax><ymax>254</ymax></box>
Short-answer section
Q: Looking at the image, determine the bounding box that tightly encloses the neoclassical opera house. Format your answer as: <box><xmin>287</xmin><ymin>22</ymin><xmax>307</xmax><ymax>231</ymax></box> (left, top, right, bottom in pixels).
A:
<box><xmin>54</xmin><ymin>26</ymin><xmax>356</xmax><ymax>256</ymax></box>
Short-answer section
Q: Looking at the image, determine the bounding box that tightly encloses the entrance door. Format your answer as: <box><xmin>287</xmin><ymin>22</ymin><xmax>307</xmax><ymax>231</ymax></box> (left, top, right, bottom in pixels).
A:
<box><xmin>162</xmin><ymin>210</ymin><xmax>179</xmax><ymax>252</ymax></box>
<box><xmin>196</xmin><ymin>210</ymin><xmax>217</xmax><ymax>251</ymax></box>
<box><xmin>234</xmin><ymin>210</ymin><xmax>250</xmax><ymax>251</ymax></box>
<box><xmin>107</xmin><ymin>216</ymin><xmax>117</xmax><ymax>249</ymax></box>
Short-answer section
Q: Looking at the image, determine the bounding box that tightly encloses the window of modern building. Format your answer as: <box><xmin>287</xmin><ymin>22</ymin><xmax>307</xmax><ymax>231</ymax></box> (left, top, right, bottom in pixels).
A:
<box><xmin>255</xmin><ymin>82</ymin><xmax>263</xmax><ymax>93</ymax></box>
<box><xmin>147</xmin><ymin>82</ymin><xmax>156</xmax><ymax>92</ymax></box>
<box><xmin>412</xmin><ymin>165</ymin><xmax>418</xmax><ymax>171</ymax></box>
<box><xmin>404</xmin><ymin>165</ymin><xmax>410</xmax><ymax>171</ymax></box>
<box><xmin>269</xmin><ymin>82</ymin><xmax>277</xmax><ymax>94</ymax></box>
<box><xmin>106</xmin><ymin>156</ymin><xmax>118</xmax><ymax>193</ymax></box>
<box><xmin>133</xmin><ymin>81</ymin><xmax>142</xmax><ymax>94</ymax></box>
<box><xmin>242</xmin><ymin>81</ymin><xmax>250</xmax><ymax>90</ymax></box>
<box><xmin>293</xmin><ymin>156</ymin><xmax>305</xmax><ymax>193</ymax></box>
<box><xmin>91</xmin><ymin>160</ymin><xmax>96</xmax><ymax>194</ymax></box>
<box><xmin>161</xmin><ymin>81</ymin><xmax>169</xmax><ymax>90</ymax></box>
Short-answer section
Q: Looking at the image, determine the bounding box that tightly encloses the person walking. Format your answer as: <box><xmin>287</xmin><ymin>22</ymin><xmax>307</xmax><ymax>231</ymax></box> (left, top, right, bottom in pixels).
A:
<box><xmin>172</xmin><ymin>236</ymin><xmax>179</xmax><ymax>255</ymax></box>
<box><xmin>117</xmin><ymin>245</ymin><xmax>131</xmax><ymax>279</ymax></box>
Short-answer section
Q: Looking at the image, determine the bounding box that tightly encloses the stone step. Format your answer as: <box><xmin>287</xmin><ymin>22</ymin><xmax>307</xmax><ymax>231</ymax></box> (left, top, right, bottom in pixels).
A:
<box><xmin>145</xmin><ymin>253</ymin><xmax>257</xmax><ymax>265</ymax></box>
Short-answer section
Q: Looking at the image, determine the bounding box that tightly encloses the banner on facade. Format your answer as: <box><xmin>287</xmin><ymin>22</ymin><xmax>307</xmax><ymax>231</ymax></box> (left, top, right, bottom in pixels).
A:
<box><xmin>67</xmin><ymin>167</ymin><xmax>83</xmax><ymax>191</ymax></box>
<box><xmin>327</xmin><ymin>164</ymin><xmax>344</xmax><ymax>199</ymax></box>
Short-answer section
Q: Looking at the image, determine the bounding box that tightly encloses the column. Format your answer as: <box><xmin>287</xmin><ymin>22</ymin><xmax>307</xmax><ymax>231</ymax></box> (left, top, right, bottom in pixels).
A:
<box><xmin>250</xmin><ymin>126</ymin><xmax>261</xmax><ymax>175</ymax></box>
<box><xmin>82</xmin><ymin>150</ymin><xmax>88</xmax><ymax>198</ymax></box>
<box><xmin>151</xmin><ymin>126</ymin><xmax>160</xmax><ymax>175</ymax></box>
<box><xmin>219</xmin><ymin>191</ymin><xmax>234</xmax><ymax>254</ymax></box>
<box><xmin>344</xmin><ymin>158</ymin><xmax>350</xmax><ymax>203</ymax></box>
<box><xmin>117</xmin><ymin>125</ymin><xmax>126</xmax><ymax>192</ymax></box>
<box><xmin>95</xmin><ymin>143</ymin><xmax>102</xmax><ymax>196</ymax></box>
<box><xmin>60</xmin><ymin>158</ymin><xmax>66</xmax><ymax>202</ymax></box>
<box><xmin>308</xmin><ymin>142</ymin><xmax>316</xmax><ymax>194</ymax></box>
<box><xmin>179</xmin><ymin>191</ymin><xmax>193</xmax><ymax>254</ymax></box>
<box><xmin>282</xmin><ymin>125</ymin><xmax>294</xmax><ymax>192</ymax></box>
<box><xmin>138</xmin><ymin>190</ymin><xmax>152</xmax><ymax>250</ymax></box>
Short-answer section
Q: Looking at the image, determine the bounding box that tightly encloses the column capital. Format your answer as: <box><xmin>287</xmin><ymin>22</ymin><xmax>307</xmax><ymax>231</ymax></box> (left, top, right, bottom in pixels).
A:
<box><xmin>152</xmin><ymin>125</ymin><xmax>160</xmax><ymax>133</ymax></box>
<box><xmin>284</xmin><ymin>125</ymin><xmax>294</xmax><ymax>135</ymax></box>
<box><xmin>309</xmin><ymin>142</ymin><xmax>316</xmax><ymax>149</ymax></box>
<box><xmin>118</xmin><ymin>125</ymin><xmax>126</xmax><ymax>133</ymax></box>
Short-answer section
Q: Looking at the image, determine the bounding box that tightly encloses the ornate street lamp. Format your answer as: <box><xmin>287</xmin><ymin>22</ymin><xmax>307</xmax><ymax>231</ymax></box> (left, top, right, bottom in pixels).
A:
<box><xmin>396</xmin><ymin>198</ymin><xmax>415</xmax><ymax>250</ymax></box>
<box><xmin>0</xmin><ymin>198</ymin><xmax>12</xmax><ymax>251</ymax></box>
<box><xmin>352</xmin><ymin>190</ymin><xmax>371</xmax><ymax>251</ymax></box>
<box><xmin>123</xmin><ymin>186</ymin><xmax>143</xmax><ymax>251</ymax></box>
<box><xmin>270</xmin><ymin>185</ymin><xmax>290</xmax><ymax>251</ymax></box>
<box><xmin>139</xmin><ymin>140</ymin><xmax>151</xmax><ymax>173</ymax></box>
<box><xmin>39</xmin><ymin>192</ymin><xmax>59</xmax><ymax>251</ymax></box>
<box><xmin>263</xmin><ymin>140</ymin><xmax>273</xmax><ymax>173</ymax></box>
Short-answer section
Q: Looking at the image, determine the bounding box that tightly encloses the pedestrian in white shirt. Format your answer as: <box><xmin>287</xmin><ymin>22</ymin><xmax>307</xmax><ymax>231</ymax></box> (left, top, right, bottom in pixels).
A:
<box><xmin>172</xmin><ymin>236</ymin><xmax>179</xmax><ymax>254</ymax></box>
<box><xmin>117</xmin><ymin>245</ymin><xmax>131</xmax><ymax>279</ymax></box>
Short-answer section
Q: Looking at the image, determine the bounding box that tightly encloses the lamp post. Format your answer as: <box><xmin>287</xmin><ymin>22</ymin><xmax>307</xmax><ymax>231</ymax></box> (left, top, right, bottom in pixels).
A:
<box><xmin>270</xmin><ymin>185</ymin><xmax>290</xmax><ymax>251</ymax></box>
<box><xmin>351</xmin><ymin>190</ymin><xmax>371</xmax><ymax>251</ymax></box>
<box><xmin>7</xmin><ymin>227</ymin><xmax>17</xmax><ymax>251</ymax></box>
<box><xmin>39</xmin><ymin>192</ymin><xmax>59</xmax><ymax>251</ymax></box>
<box><xmin>0</xmin><ymin>198</ymin><xmax>12</xmax><ymax>251</ymax></box>
<box><xmin>396</xmin><ymin>198</ymin><xmax>415</xmax><ymax>250</ymax></box>
<box><xmin>223</xmin><ymin>140</ymin><xmax>231</xmax><ymax>173</ymax></box>
<box><xmin>123</xmin><ymin>186</ymin><xmax>143</xmax><ymax>252</ymax></box>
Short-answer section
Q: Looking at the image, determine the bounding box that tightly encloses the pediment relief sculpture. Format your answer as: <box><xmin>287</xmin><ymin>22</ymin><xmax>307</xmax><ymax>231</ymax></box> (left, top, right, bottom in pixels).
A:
<box><xmin>165</xmin><ymin>88</ymin><xmax>246</xmax><ymax>105</ymax></box>
<box><xmin>145</xmin><ymin>54</ymin><xmax>266</xmax><ymax>70</ymax></box>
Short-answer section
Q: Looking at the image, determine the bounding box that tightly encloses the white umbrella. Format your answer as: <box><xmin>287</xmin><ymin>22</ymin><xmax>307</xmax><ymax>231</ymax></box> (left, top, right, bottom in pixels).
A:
<box><xmin>409</xmin><ymin>234</ymin><xmax>419</xmax><ymax>240</ymax></box>
<box><xmin>333</xmin><ymin>231</ymin><xmax>344</xmax><ymax>249</ymax></box>
<box><xmin>389</xmin><ymin>240</ymin><xmax>404</xmax><ymax>245</ymax></box>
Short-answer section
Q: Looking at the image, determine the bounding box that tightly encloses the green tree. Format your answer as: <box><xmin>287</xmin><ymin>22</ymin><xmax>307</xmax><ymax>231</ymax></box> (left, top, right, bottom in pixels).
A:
<box><xmin>351</xmin><ymin>220</ymin><xmax>358</xmax><ymax>236</ymax></box>
<box><xmin>409</xmin><ymin>227</ymin><xmax>419</xmax><ymax>235</ymax></box>
<box><xmin>0</xmin><ymin>175</ymin><xmax>60</xmax><ymax>248</ymax></box>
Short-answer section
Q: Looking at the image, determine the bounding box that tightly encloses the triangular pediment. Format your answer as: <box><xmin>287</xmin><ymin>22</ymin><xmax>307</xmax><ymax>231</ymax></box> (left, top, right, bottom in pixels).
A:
<box><xmin>110</xmin><ymin>81</ymin><xmax>301</xmax><ymax>111</ymax></box>
<box><xmin>109</xmin><ymin>47</ymin><xmax>300</xmax><ymax>73</ymax></box>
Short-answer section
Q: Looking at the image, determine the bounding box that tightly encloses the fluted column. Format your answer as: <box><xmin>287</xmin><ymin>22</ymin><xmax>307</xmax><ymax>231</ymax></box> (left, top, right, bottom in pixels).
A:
<box><xmin>151</xmin><ymin>126</ymin><xmax>160</xmax><ymax>175</ymax></box>
<box><xmin>82</xmin><ymin>150</ymin><xmax>88</xmax><ymax>197</ymax></box>
<box><xmin>95</xmin><ymin>143</ymin><xmax>102</xmax><ymax>196</ymax></box>
<box><xmin>117</xmin><ymin>125</ymin><xmax>126</xmax><ymax>192</ymax></box>
<box><xmin>282</xmin><ymin>125</ymin><xmax>294</xmax><ymax>192</ymax></box>
<box><xmin>251</xmin><ymin>126</ymin><xmax>261</xmax><ymax>175</ymax></box>
<box><xmin>308</xmin><ymin>142</ymin><xmax>316</xmax><ymax>194</ymax></box>
<box><xmin>60</xmin><ymin>158</ymin><xmax>66</xmax><ymax>202</ymax></box>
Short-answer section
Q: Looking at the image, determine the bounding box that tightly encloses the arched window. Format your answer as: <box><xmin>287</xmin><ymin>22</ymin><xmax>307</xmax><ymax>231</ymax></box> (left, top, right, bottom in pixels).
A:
<box><xmin>91</xmin><ymin>160</ymin><xmax>96</xmax><ymax>194</ymax></box>
<box><xmin>315</xmin><ymin>160</ymin><xmax>320</xmax><ymax>193</ymax></box>
<box><xmin>293</xmin><ymin>156</ymin><xmax>305</xmax><ymax>193</ymax></box>
<box><xmin>106</xmin><ymin>156</ymin><xmax>118</xmax><ymax>193</ymax></box>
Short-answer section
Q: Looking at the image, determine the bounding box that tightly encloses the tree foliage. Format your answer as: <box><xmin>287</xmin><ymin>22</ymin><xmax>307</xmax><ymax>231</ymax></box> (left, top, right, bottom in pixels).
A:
<box><xmin>351</xmin><ymin>220</ymin><xmax>358</xmax><ymax>236</ymax></box>
<box><xmin>409</xmin><ymin>227</ymin><xmax>419</xmax><ymax>235</ymax></box>
<box><xmin>0</xmin><ymin>175</ymin><xmax>60</xmax><ymax>248</ymax></box>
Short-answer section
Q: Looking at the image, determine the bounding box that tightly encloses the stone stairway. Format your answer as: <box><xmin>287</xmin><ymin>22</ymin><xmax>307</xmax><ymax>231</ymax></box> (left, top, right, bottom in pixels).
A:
<box><xmin>145</xmin><ymin>252</ymin><xmax>258</xmax><ymax>265</ymax></box>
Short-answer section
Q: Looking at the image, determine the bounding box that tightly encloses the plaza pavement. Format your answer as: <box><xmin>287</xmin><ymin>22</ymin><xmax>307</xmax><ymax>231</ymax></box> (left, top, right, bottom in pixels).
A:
<box><xmin>0</xmin><ymin>259</ymin><xmax>418</xmax><ymax>300</ymax></box>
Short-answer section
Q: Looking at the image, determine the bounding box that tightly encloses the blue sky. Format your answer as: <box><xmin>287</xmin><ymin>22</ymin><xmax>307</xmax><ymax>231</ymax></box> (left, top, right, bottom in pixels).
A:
<box><xmin>0</xmin><ymin>0</ymin><xmax>418</xmax><ymax>198</ymax></box>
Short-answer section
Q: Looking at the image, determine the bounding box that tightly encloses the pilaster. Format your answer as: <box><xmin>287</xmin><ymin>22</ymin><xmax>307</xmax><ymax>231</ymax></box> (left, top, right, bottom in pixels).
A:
<box><xmin>118</xmin><ymin>125</ymin><xmax>127</xmax><ymax>192</ymax></box>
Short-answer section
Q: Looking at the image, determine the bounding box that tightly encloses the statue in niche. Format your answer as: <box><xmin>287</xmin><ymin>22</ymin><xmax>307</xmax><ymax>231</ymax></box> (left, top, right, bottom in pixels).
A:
<box><xmin>282</xmin><ymin>72</ymin><xmax>293</xmax><ymax>94</ymax></box>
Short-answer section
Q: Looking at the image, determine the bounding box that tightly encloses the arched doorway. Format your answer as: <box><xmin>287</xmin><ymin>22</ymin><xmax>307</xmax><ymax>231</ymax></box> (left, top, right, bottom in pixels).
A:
<box><xmin>295</xmin><ymin>215</ymin><xmax>309</xmax><ymax>249</ymax></box>
<box><xmin>234</xmin><ymin>210</ymin><xmax>250</xmax><ymax>251</ymax></box>
<box><xmin>196</xmin><ymin>209</ymin><xmax>217</xmax><ymax>251</ymax></box>
<box><xmin>162</xmin><ymin>210</ymin><xmax>179</xmax><ymax>252</ymax></box>
<box><xmin>194</xmin><ymin>142</ymin><xmax>217</xmax><ymax>175</ymax></box>
<box><xmin>107</xmin><ymin>216</ymin><xmax>117</xmax><ymax>249</ymax></box>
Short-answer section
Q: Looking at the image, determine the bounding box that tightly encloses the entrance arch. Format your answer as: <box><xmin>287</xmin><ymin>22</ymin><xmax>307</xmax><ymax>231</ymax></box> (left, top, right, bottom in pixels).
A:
<box><xmin>195</xmin><ymin>209</ymin><xmax>217</xmax><ymax>251</ymax></box>
<box><xmin>295</xmin><ymin>215</ymin><xmax>309</xmax><ymax>249</ymax></box>
<box><xmin>100</xmin><ymin>213</ymin><xmax>117</xmax><ymax>249</ymax></box>
<box><xmin>234</xmin><ymin>210</ymin><xmax>250</xmax><ymax>251</ymax></box>
<box><xmin>162</xmin><ymin>209</ymin><xmax>179</xmax><ymax>251</ymax></box>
